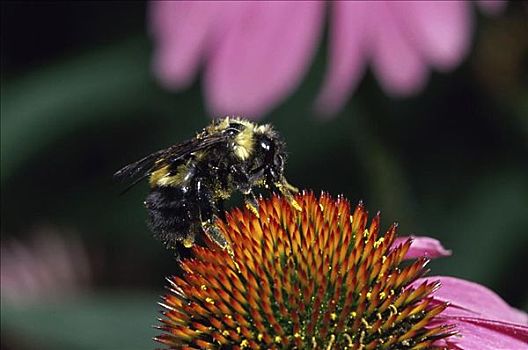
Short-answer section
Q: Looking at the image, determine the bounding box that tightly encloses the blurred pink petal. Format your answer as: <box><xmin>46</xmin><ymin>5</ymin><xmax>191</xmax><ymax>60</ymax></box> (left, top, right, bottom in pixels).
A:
<box><xmin>390</xmin><ymin>1</ymin><xmax>472</xmax><ymax>71</ymax></box>
<box><xmin>371</xmin><ymin>2</ymin><xmax>429</xmax><ymax>97</ymax></box>
<box><xmin>0</xmin><ymin>241</ymin><xmax>42</xmax><ymax>304</ymax></box>
<box><xmin>205</xmin><ymin>2</ymin><xmax>324</xmax><ymax>118</ymax></box>
<box><xmin>150</xmin><ymin>2</ymin><xmax>224</xmax><ymax>90</ymax></box>
<box><xmin>1</xmin><ymin>230</ymin><xmax>91</xmax><ymax>307</ymax></box>
<box><xmin>314</xmin><ymin>1</ymin><xmax>368</xmax><ymax>116</ymax></box>
<box><xmin>477</xmin><ymin>0</ymin><xmax>508</xmax><ymax>15</ymax></box>
<box><xmin>394</xmin><ymin>235</ymin><xmax>452</xmax><ymax>259</ymax></box>
<box><xmin>316</xmin><ymin>1</ymin><xmax>505</xmax><ymax>115</ymax></box>
<box><xmin>150</xmin><ymin>1</ymin><xmax>507</xmax><ymax>118</ymax></box>
<box><xmin>417</xmin><ymin>276</ymin><xmax>528</xmax><ymax>349</ymax></box>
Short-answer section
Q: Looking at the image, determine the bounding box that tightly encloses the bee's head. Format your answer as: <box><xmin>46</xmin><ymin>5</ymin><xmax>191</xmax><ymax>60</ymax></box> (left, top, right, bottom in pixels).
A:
<box><xmin>254</xmin><ymin>127</ymin><xmax>287</xmax><ymax>182</ymax></box>
<box><xmin>223</xmin><ymin>119</ymin><xmax>287</xmax><ymax>182</ymax></box>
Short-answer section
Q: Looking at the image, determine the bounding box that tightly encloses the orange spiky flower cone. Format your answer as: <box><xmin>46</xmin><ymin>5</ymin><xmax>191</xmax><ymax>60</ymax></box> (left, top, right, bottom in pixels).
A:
<box><xmin>155</xmin><ymin>192</ymin><xmax>456</xmax><ymax>349</ymax></box>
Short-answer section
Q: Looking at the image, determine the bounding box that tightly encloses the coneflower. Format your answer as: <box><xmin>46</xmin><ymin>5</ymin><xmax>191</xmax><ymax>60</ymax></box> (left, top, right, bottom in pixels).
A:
<box><xmin>156</xmin><ymin>192</ymin><xmax>527</xmax><ymax>349</ymax></box>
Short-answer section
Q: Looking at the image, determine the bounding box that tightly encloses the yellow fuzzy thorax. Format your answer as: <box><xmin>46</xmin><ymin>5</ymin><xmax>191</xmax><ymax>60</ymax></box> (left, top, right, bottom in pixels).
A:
<box><xmin>209</xmin><ymin>117</ymin><xmax>273</xmax><ymax>161</ymax></box>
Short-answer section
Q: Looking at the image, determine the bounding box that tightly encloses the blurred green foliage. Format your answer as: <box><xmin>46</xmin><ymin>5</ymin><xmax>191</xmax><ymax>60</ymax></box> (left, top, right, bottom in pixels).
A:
<box><xmin>1</xmin><ymin>292</ymin><xmax>158</xmax><ymax>350</ymax></box>
<box><xmin>1</xmin><ymin>2</ymin><xmax>527</xmax><ymax>350</ymax></box>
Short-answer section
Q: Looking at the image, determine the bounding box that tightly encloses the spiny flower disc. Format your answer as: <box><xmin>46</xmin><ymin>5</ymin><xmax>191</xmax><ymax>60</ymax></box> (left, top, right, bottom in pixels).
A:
<box><xmin>156</xmin><ymin>192</ymin><xmax>455</xmax><ymax>349</ymax></box>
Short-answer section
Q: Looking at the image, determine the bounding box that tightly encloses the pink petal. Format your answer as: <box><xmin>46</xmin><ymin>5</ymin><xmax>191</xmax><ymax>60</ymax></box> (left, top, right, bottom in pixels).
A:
<box><xmin>394</xmin><ymin>236</ymin><xmax>451</xmax><ymax>259</ymax></box>
<box><xmin>149</xmin><ymin>1</ymin><xmax>226</xmax><ymax>90</ymax></box>
<box><xmin>414</xmin><ymin>276</ymin><xmax>528</xmax><ymax>348</ymax></box>
<box><xmin>314</xmin><ymin>1</ymin><xmax>368</xmax><ymax>116</ymax></box>
<box><xmin>370</xmin><ymin>2</ymin><xmax>429</xmax><ymax>97</ymax></box>
<box><xmin>423</xmin><ymin>276</ymin><xmax>528</xmax><ymax>325</ymax></box>
<box><xmin>205</xmin><ymin>1</ymin><xmax>324</xmax><ymax>119</ymax></box>
<box><xmin>477</xmin><ymin>0</ymin><xmax>508</xmax><ymax>16</ymax></box>
<box><xmin>389</xmin><ymin>1</ymin><xmax>473</xmax><ymax>71</ymax></box>
<box><xmin>437</xmin><ymin>317</ymin><xmax>528</xmax><ymax>349</ymax></box>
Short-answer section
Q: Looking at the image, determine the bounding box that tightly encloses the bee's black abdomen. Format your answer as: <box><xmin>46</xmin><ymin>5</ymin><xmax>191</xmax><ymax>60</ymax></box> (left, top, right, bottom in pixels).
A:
<box><xmin>145</xmin><ymin>187</ymin><xmax>195</xmax><ymax>248</ymax></box>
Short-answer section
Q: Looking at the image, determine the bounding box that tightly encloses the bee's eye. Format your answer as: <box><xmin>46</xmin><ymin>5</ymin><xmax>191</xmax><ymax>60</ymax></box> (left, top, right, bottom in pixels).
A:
<box><xmin>225</xmin><ymin>123</ymin><xmax>243</xmax><ymax>137</ymax></box>
<box><xmin>260</xmin><ymin>139</ymin><xmax>272</xmax><ymax>152</ymax></box>
<box><xmin>225</xmin><ymin>128</ymin><xmax>239</xmax><ymax>137</ymax></box>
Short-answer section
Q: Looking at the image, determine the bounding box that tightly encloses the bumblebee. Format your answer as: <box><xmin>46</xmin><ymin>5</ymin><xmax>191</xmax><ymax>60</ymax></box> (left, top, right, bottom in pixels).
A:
<box><xmin>115</xmin><ymin>117</ymin><xmax>299</xmax><ymax>253</ymax></box>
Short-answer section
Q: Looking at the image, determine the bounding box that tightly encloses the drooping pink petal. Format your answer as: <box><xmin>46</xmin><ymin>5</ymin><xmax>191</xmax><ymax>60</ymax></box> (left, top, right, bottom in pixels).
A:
<box><xmin>150</xmin><ymin>1</ymin><xmax>226</xmax><ymax>90</ymax></box>
<box><xmin>314</xmin><ymin>1</ymin><xmax>368</xmax><ymax>116</ymax></box>
<box><xmin>389</xmin><ymin>1</ymin><xmax>473</xmax><ymax>71</ymax></box>
<box><xmin>477</xmin><ymin>0</ymin><xmax>508</xmax><ymax>16</ymax></box>
<box><xmin>425</xmin><ymin>276</ymin><xmax>528</xmax><ymax>324</ymax></box>
<box><xmin>205</xmin><ymin>1</ymin><xmax>324</xmax><ymax>119</ymax></box>
<box><xmin>370</xmin><ymin>2</ymin><xmax>429</xmax><ymax>97</ymax></box>
<box><xmin>412</xmin><ymin>276</ymin><xmax>528</xmax><ymax>348</ymax></box>
<box><xmin>438</xmin><ymin>317</ymin><xmax>528</xmax><ymax>350</ymax></box>
<box><xmin>394</xmin><ymin>236</ymin><xmax>452</xmax><ymax>259</ymax></box>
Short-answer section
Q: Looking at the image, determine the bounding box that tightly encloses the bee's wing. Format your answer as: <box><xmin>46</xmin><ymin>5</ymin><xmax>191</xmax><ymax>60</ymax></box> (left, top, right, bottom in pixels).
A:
<box><xmin>113</xmin><ymin>149</ymin><xmax>165</xmax><ymax>193</ymax></box>
<box><xmin>163</xmin><ymin>133</ymin><xmax>228</xmax><ymax>163</ymax></box>
<box><xmin>114</xmin><ymin>132</ymin><xmax>230</xmax><ymax>191</ymax></box>
<box><xmin>114</xmin><ymin>150</ymin><xmax>164</xmax><ymax>180</ymax></box>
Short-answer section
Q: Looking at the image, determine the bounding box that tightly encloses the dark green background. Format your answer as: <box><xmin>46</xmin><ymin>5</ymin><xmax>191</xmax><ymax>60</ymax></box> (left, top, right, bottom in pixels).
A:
<box><xmin>1</xmin><ymin>2</ymin><xmax>527</xmax><ymax>349</ymax></box>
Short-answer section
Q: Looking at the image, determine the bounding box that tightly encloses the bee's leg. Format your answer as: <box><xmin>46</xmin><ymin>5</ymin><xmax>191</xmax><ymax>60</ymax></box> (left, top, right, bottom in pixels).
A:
<box><xmin>230</xmin><ymin>164</ymin><xmax>261</xmax><ymax>217</ymax></box>
<box><xmin>193</xmin><ymin>180</ymin><xmax>229</xmax><ymax>251</ymax></box>
<box><xmin>274</xmin><ymin>177</ymin><xmax>302</xmax><ymax>212</ymax></box>
<box><xmin>190</xmin><ymin>177</ymin><xmax>218</xmax><ymax>246</ymax></box>
<box><xmin>201</xmin><ymin>211</ymin><xmax>234</xmax><ymax>256</ymax></box>
<box><xmin>177</xmin><ymin>202</ymin><xmax>201</xmax><ymax>249</ymax></box>
<box><xmin>201</xmin><ymin>217</ymin><xmax>228</xmax><ymax>249</ymax></box>
<box><xmin>281</xmin><ymin>178</ymin><xmax>299</xmax><ymax>194</ymax></box>
<box><xmin>242</xmin><ymin>189</ymin><xmax>260</xmax><ymax>218</ymax></box>
<box><xmin>180</xmin><ymin>220</ymin><xmax>199</xmax><ymax>249</ymax></box>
